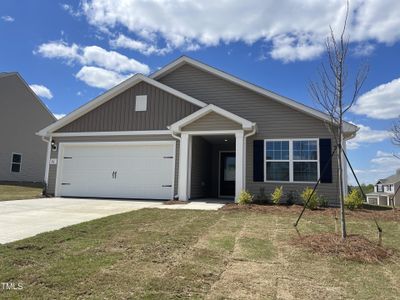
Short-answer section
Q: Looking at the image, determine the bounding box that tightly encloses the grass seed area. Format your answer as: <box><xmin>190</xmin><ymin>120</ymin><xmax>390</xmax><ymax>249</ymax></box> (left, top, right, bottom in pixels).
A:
<box><xmin>0</xmin><ymin>208</ymin><xmax>399</xmax><ymax>299</ymax></box>
<box><xmin>0</xmin><ymin>183</ymin><xmax>43</xmax><ymax>201</ymax></box>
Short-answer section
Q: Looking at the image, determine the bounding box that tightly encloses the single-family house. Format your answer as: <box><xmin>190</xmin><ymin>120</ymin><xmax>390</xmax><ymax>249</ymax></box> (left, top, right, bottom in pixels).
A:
<box><xmin>366</xmin><ymin>169</ymin><xmax>400</xmax><ymax>206</ymax></box>
<box><xmin>37</xmin><ymin>56</ymin><xmax>358</xmax><ymax>204</ymax></box>
<box><xmin>0</xmin><ymin>73</ymin><xmax>56</xmax><ymax>182</ymax></box>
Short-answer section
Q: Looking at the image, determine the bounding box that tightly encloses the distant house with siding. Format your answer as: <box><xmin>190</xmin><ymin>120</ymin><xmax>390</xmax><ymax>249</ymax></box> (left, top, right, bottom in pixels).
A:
<box><xmin>0</xmin><ymin>73</ymin><xmax>56</xmax><ymax>182</ymax></box>
<box><xmin>366</xmin><ymin>169</ymin><xmax>400</xmax><ymax>206</ymax></box>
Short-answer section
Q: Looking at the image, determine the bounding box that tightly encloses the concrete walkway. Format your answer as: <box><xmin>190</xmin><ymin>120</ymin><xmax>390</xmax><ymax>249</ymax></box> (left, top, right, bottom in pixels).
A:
<box><xmin>0</xmin><ymin>197</ymin><xmax>225</xmax><ymax>244</ymax></box>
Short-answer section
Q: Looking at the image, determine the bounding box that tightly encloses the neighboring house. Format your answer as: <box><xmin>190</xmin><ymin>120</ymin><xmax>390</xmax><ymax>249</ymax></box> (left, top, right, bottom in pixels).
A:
<box><xmin>37</xmin><ymin>56</ymin><xmax>358</xmax><ymax>205</ymax></box>
<box><xmin>366</xmin><ymin>169</ymin><xmax>400</xmax><ymax>206</ymax></box>
<box><xmin>0</xmin><ymin>73</ymin><xmax>56</xmax><ymax>182</ymax></box>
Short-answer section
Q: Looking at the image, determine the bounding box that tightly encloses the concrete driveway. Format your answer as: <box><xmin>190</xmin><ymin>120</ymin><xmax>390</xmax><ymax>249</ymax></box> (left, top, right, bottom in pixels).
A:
<box><xmin>0</xmin><ymin>197</ymin><xmax>224</xmax><ymax>244</ymax></box>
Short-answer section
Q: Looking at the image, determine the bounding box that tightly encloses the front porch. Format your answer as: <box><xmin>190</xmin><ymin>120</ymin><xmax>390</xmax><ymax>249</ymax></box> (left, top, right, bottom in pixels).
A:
<box><xmin>170</xmin><ymin>104</ymin><xmax>256</xmax><ymax>202</ymax></box>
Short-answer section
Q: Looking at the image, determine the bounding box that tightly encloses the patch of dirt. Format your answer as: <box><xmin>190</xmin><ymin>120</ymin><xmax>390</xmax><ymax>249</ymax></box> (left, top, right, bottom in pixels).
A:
<box><xmin>163</xmin><ymin>200</ymin><xmax>190</xmax><ymax>205</ymax></box>
<box><xmin>221</xmin><ymin>203</ymin><xmax>400</xmax><ymax>221</ymax></box>
<box><xmin>292</xmin><ymin>233</ymin><xmax>394</xmax><ymax>263</ymax></box>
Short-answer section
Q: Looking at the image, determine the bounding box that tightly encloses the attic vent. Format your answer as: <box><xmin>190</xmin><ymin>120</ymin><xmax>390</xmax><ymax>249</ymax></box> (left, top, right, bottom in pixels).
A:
<box><xmin>135</xmin><ymin>95</ymin><xmax>147</xmax><ymax>111</ymax></box>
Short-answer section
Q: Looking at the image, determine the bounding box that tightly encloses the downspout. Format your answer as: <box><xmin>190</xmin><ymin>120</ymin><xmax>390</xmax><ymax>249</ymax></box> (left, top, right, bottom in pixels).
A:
<box><xmin>243</xmin><ymin>124</ymin><xmax>257</xmax><ymax>190</ymax></box>
<box><xmin>168</xmin><ymin>126</ymin><xmax>181</xmax><ymax>199</ymax></box>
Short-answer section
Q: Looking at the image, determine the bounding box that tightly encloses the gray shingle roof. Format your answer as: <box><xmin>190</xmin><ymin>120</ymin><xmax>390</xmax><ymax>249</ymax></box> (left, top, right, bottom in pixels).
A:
<box><xmin>377</xmin><ymin>169</ymin><xmax>400</xmax><ymax>184</ymax></box>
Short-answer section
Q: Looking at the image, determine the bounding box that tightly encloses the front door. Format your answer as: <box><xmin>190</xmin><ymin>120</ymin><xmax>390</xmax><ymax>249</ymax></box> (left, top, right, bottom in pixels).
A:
<box><xmin>219</xmin><ymin>152</ymin><xmax>235</xmax><ymax>197</ymax></box>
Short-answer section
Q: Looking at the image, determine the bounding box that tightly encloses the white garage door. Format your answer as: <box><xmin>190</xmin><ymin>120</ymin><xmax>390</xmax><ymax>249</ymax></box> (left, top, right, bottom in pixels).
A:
<box><xmin>57</xmin><ymin>142</ymin><xmax>175</xmax><ymax>199</ymax></box>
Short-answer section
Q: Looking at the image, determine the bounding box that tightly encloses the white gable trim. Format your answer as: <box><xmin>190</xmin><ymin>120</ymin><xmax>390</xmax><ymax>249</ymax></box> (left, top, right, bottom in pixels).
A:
<box><xmin>151</xmin><ymin>56</ymin><xmax>358</xmax><ymax>134</ymax></box>
<box><xmin>169</xmin><ymin>104</ymin><xmax>255</xmax><ymax>132</ymax></box>
<box><xmin>37</xmin><ymin>74</ymin><xmax>207</xmax><ymax>136</ymax></box>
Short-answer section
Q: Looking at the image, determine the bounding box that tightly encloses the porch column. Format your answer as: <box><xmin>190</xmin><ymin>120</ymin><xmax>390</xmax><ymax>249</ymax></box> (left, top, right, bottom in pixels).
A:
<box><xmin>235</xmin><ymin>131</ymin><xmax>245</xmax><ymax>202</ymax></box>
<box><xmin>178</xmin><ymin>133</ymin><xmax>190</xmax><ymax>201</ymax></box>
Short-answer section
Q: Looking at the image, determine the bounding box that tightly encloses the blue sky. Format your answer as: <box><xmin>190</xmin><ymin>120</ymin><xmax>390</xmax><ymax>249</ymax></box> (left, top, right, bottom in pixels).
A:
<box><xmin>1</xmin><ymin>0</ymin><xmax>400</xmax><ymax>184</ymax></box>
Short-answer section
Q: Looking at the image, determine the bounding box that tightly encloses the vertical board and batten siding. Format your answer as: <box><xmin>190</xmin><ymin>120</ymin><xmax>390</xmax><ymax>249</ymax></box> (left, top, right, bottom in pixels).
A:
<box><xmin>159</xmin><ymin>64</ymin><xmax>340</xmax><ymax>204</ymax></box>
<box><xmin>56</xmin><ymin>81</ymin><xmax>199</xmax><ymax>132</ymax></box>
<box><xmin>182</xmin><ymin>112</ymin><xmax>242</xmax><ymax>131</ymax></box>
<box><xmin>47</xmin><ymin>135</ymin><xmax>179</xmax><ymax>197</ymax></box>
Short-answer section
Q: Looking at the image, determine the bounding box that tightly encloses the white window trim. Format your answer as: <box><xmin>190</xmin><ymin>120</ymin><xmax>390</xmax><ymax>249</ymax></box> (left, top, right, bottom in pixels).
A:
<box><xmin>264</xmin><ymin>138</ymin><xmax>320</xmax><ymax>184</ymax></box>
<box><xmin>10</xmin><ymin>152</ymin><xmax>22</xmax><ymax>173</ymax></box>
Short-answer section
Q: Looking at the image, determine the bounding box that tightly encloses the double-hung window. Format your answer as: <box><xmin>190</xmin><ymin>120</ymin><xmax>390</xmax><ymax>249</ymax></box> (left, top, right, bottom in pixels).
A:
<box><xmin>11</xmin><ymin>153</ymin><xmax>22</xmax><ymax>173</ymax></box>
<box><xmin>265</xmin><ymin>139</ymin><xmax>319</xmax><ymax>183</ymax></box>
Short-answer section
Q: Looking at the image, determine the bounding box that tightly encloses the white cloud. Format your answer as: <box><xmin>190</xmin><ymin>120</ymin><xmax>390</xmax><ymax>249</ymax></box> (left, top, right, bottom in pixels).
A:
<box><xmin>352</xmin><ymin>43</ymin><xmax>375</xmax><ymax>56</ymax></box>
<box><xmin>109</xmin><ymin>34</ymin><xmax>170</xmax><ymax>55</ymax></box>
<box><xmin>351</xmin><ymin>150</ymin><xmax>400</xmax><ymax>184</ymax></box>
<box><xmin>53</xmin><ymin>113</ymin><xmax>66</xmax><ymax>120</ymax></box>
<box><xmin>80</xmin><ymin>0</ymin><xmax>400</xmax><ymax>62</ymax></box>
<box><xmin>35</xmin><ymin>41</ymin><xmax>149</xmax><ymax>74</ymax></box>
<box><xmin>60</xmin><ymin>4</ymin><xmax>81</xmax><ymax>17</ymax></box>
<box><xmin>351</xmin><ymin>78</ymin><xmax>400</xmax><ymax>119</ymax></box>
<box><xmin>1</xmin><ymin>16</ymin><xmax>14</xmax><ymax>22</ymax></box>
<box><xmin>29</xmin><ymin>84</ymin><xmax>53</xmax><ymax>99</ymax></box>
<box><xmin>347</xmin><ymin>123</ymin><xmax>391</xmax><ymax>150</ymax></box>
<box><xmin>35</xmin><ymin>41</ymin><xmax>80</xmax><ymax>63</ymax></box>
<box><xmin>76</xmin><ymin>66</ymin><xmax>131</xmax><ymax>89</ymax></box>
<box><xmin>35</xmin><ymin>41</ymin><xmax>149</xmax><ymax>89</ymax></box>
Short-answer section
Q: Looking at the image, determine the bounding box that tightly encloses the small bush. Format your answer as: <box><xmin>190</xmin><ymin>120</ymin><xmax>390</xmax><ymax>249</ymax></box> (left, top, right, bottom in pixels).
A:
<box><xmin>253</xmin><ymin>187</ymin><xmax>270</xmax><ymax>204</ymax></box>
<box><xmin>301</xmin><ymin>187</ymin><xmax>320</xmax><ymax>210</ymax></box>
<box><xmin>319</xmin><ymin>196</ymin><xmax>329</xmax><ymax>208</ymax></box>
<box><xmin>271</xmin><ymin>186</ymin><xmax>283</xmax><ymax>205</ymax></box>
<box><xmin>286</xmin><ymin>190</ymin><xmax>298</xmax><ymax>205</ymax></box>
<box><xmin>238</xmin><ymin>190</ymin><xmax>253</xmax><ymax>205</ymax></box>
<box><xmin>345</xmin><ymin>189</ymin><xmax>364</xmax><ymax>210</ymax></box>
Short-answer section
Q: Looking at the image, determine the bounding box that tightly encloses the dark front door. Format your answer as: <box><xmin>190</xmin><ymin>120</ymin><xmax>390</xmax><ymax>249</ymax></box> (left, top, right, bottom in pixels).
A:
<box><xmin>219</xmin><ymin>152</ymin><xmax>235</xmax><ymax>197</ymax></box>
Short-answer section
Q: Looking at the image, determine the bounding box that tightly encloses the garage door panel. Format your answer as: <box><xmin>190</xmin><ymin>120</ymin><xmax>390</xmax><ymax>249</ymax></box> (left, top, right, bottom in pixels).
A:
<box><xmin>58</xmin><ymin>143</ymin><xmax>174</xmax><ymax>199</ymax></box>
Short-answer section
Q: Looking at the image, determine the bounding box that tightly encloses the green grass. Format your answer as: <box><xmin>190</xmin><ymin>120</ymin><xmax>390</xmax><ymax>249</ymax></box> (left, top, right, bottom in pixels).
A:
<box><xmin>0</xmin><ymin>208</ymin><xmax>399</xmax><ymax>299</ymax></box>
<box><xmin>0</xmin><ymin>183</ymin><xmax>43</xmax><ymax>201</ymax></box>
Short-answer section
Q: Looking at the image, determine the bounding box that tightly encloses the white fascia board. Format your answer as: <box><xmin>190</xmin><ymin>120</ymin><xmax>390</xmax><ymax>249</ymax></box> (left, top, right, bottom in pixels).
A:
<box><xmin>169</xmin><ymin>104</ymin><xmax>254</xmax><ymax>132</ymax></box>
<box><xmin>51</xmin><ymin>130</ymin><xmax>171</xmax><ymax>137</ymax></box>
<box><xmin>151</xmin><ymin>56</ymin><xmax>358</xmax><ymax>134</ymax></box>
<box><xmin>37</xmin><ymin>74</ymin><xmax>207</xmax><ymax>137</ymax></box>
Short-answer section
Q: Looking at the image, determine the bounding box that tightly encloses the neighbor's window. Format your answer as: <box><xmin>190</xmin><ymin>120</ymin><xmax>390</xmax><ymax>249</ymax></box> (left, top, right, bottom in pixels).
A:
<box><xmin>265</xmin><ymin>140</ymin><xmax>290</xmax><ymax>181</ymax></box>
<box><xmin>265</xmin><ymin>139</ymin><xmax>319</xmax><ymax>183</ymax></box>
<box><xmin>11</xmin><ymin>153</ymin><xmax>22</xmax><ymax>173</ymax></box>
<box><xmin>135</xmin><ymin>95</ymin><xmax>147</xmax><ymax>111</ymax></box>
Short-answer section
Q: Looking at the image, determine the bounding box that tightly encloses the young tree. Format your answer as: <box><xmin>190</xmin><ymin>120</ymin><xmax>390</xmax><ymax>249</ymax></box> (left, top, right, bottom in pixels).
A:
<box><xmin>309</xmin><ymin>3</ymin><xmax>368</xmax><ymax>239</ymax></box>
<box><xmin>392</xmin><ymin>119</ymin><xmax>400</xmax><ymax>150</ymax></box>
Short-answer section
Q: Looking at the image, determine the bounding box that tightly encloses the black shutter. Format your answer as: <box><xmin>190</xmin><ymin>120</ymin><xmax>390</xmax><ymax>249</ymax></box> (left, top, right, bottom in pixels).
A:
<box><xmin>253</xmin><ymin>140</ymin><xmax>264</xmax><ymax>182</ymax></box>
<box><xmin>319</xmin><ymin>139</ymin><xmax>332</xmax><ymax>183</ymax></box>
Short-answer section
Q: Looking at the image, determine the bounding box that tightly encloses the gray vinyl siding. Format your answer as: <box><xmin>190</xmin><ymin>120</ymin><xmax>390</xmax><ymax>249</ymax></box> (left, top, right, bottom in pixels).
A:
<box><xmin>159</xmin><ymin>64</ymin><xmax>340</xmax><ymax>205</ymax></box>
<box><xmin>47</xmin><ymin>135</ymin><xmax>179</xmax><ymax>197</ymax></box>
<box><xmin>190</xmin><ymin>137</ymin><xmax>212</xmax><ymax>198</ymax></box>
<box><xmin>182</xmin><ymin>112</ymin><xmax>242</xmax><ymax>131</ymax></box>
<box><xmin>0</xmin><ymin>74</ymin><xmax>55</xmax><ymax>182</ymax></box>
<box><xmin>56</xmin><ymin>81</ymin><xmax>199</xmax><ymax>132</ymax></box>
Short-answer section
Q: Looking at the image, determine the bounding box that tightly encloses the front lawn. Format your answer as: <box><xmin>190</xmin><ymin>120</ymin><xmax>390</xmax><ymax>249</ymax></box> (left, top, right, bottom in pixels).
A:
<box><xmin>0</xmin><ymin>207</ymin><xmax>399</xmax><ymax>299</ymax></box>
<box><xmin>0</xmin><ymin>183</ymin><xmax>43</xmax><ymax>201</ymax></box>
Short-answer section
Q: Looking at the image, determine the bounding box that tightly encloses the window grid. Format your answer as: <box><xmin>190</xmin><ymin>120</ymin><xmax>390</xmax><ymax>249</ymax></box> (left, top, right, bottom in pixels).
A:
<box><xmin>10</xmin><ymin>153</ymin><xmax>22</xmax><ymax>173</ymax></box>
<box><xmin>264</xmin><ymin>139</ymin><xmax>320</xmax><ymax>183</ymax></box>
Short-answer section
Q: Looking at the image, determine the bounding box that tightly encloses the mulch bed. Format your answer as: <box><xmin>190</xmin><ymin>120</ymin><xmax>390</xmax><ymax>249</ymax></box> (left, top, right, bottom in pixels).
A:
<box><xmin>163</xmin><ymin>200</ymin><xmax>190</xmax><ymax>205</ymax></box>
<box><xmin>220</xmin><ymin>203</ymin><xmax>400</xmax><ymax>221</ymax></box>
<box><xmin>292</xmin><ymin>233</ymin><xmax>394</xmax><ymax>263</ymax></box>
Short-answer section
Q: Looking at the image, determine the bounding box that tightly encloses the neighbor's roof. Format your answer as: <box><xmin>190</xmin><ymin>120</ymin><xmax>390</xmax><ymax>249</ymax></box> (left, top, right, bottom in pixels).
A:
<box><xmin>377</xmin><ymin>170</ymin><xmax>400</xmax><ymax>184</ymax></box>
<box><xmin>151</xmin><ymin>56</ymin><xmax>359</xmax><ymax>135</ymax></box>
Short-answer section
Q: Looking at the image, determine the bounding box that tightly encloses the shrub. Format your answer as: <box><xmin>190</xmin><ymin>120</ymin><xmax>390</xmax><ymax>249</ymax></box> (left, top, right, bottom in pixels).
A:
<box><xmin>319</xmin><ymin>196</ymin><xmax>329</xmax><ymax>208</ymax></box>
<box><xmin>285</xmin><ymin>190</ymin><xmax>298</xmax><ymax>205</ymax></box>
<box><xmin>271</xmin><ymin>186</ymin><xmax>283</xmax><ymax>205</ymax></box>
<box><xmin>345</xmin><ymin>189</ymin><xmax>364</xmax><ymax>210</ymax></box>
<box><xmin>238</xmin><ymin>190</ymin><xmax>253</xmax><ymax>205</ymax></box>
<box><xmin>253</xmin><ymin>187</ymin><xmax>270</xmax><ymax>204</ymax></box>
<box><xmin>301</xmin><ymin>187</ymin><xmax>320</xmax><ymax>210</ymax></box>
